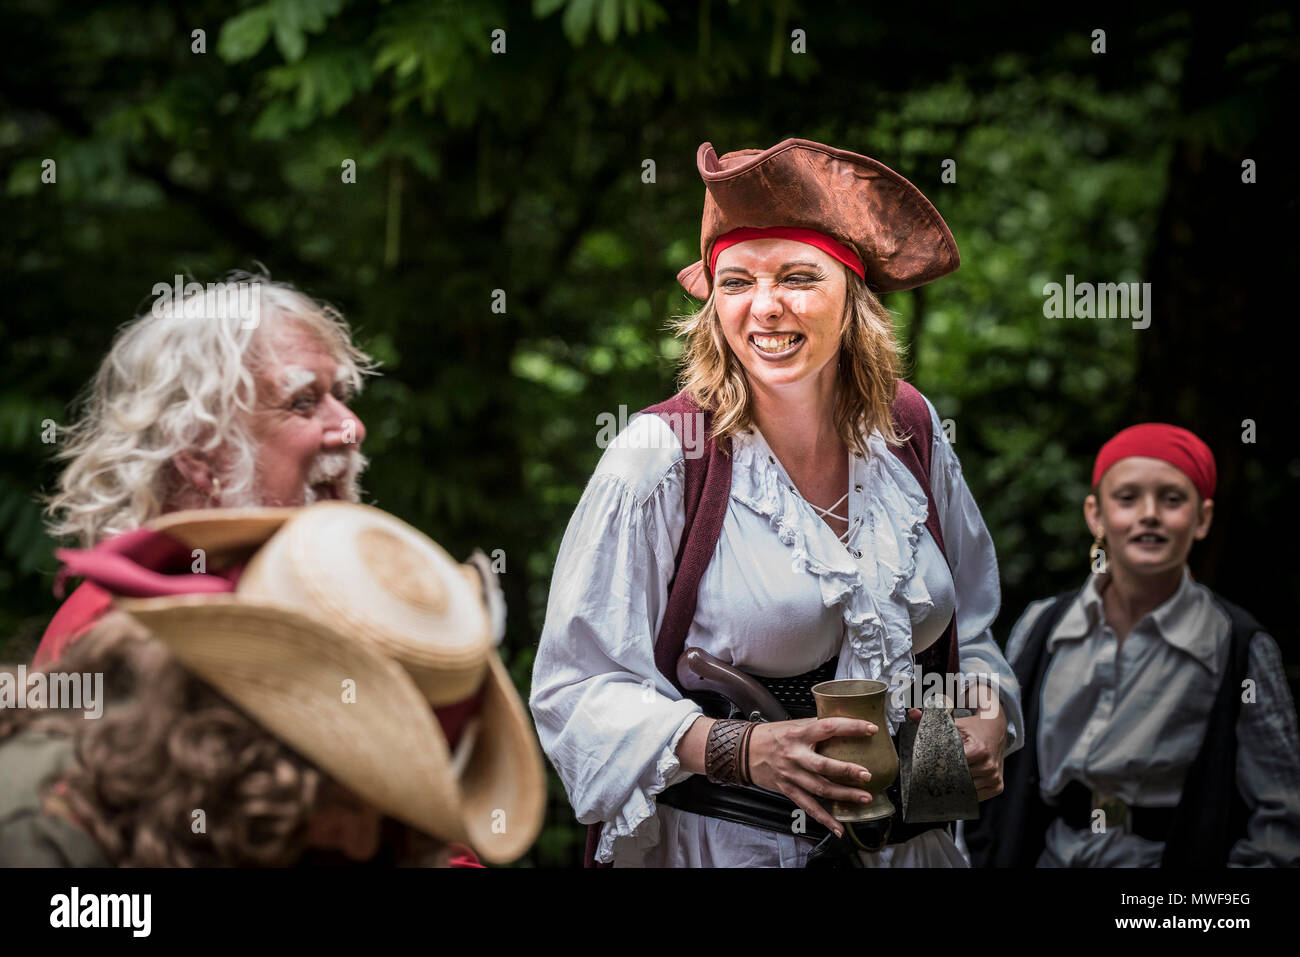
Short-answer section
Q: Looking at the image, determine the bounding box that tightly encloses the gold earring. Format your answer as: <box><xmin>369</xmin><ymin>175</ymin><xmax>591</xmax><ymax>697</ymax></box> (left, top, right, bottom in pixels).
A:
<box><xmin>1089</xmin><ymin>531</ymin><xmax>1108</xmax><ymax>574</ymax></box>
<box><xmin>209</xmin><ymin>476</ymin><xmax>222</xmax><ymax>502</ymax></box>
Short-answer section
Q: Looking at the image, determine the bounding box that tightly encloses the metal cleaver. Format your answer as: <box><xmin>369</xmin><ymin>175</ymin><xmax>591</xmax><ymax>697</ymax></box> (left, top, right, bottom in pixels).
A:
<box><xmin>898</xmin><ymin>698</ymin><xmax>980</xmax><ymax>823</ymax></box>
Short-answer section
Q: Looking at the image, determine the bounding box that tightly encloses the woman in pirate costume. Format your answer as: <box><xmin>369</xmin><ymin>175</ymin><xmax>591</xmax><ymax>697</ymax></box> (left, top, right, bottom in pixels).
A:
<box><xmin>530</xmin><ymin>138</ymin><xmax>1023</xmax><ymax>867</ymax></box>
<box><xmin>967</xmin><ymin>424</ymin><xmax>1300</xmax><ymax>866</ymax></box>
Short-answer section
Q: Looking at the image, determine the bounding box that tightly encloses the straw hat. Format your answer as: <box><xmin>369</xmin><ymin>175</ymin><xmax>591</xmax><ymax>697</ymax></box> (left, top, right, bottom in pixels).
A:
<box><xmin>677</xmin><ymin>137</ymin><xmax>960</xmax><ymax>299</ymax></box>
<box><xmin>116</xmin><ymin>503</ymin><xmax>545</xmax><ymax>864</ymax></box>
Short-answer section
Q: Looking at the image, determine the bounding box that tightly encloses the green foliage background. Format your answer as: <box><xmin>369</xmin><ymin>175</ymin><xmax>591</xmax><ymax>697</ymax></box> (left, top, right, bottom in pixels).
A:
<box><xmin>2</xmin><ymin>1</ymin><xmax>1296</xmax><ymax>866</ymax></box>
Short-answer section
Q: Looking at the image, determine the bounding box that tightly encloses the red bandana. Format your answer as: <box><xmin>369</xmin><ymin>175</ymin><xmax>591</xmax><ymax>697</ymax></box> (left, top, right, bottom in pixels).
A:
<box><xmin>1092</xmin><ymin>423</ymin><xmax>1217</xmax><ymax>500</ymax></box>
<box><xmin>709</xmin><ymin>226</ymin><xmax>866</xmax><ymax>281</ymax></box>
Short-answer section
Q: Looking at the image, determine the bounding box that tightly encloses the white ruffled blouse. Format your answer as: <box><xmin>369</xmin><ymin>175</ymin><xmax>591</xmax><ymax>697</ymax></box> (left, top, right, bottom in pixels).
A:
<box><xmin>529</xmin><ymin>394</ymin><xmax>1023</xmax><ymax>867</ymax></box>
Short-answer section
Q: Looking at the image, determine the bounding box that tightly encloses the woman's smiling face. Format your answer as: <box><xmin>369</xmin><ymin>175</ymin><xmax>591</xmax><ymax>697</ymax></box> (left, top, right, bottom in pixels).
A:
<box><xmin>712</xmin><ymin>238</ymin><xmax>848</xmax><ymax>393</ymax></box>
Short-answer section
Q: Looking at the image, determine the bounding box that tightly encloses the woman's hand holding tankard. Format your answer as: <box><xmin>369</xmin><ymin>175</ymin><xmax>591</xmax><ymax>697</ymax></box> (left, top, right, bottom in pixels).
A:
<box><xmin>746</xmin><ymin>718</ymin><xmax>878</xmax><ymax>838</ymax></box>
<box><xmin>677</xmin><ymin>715</ymin><xmax>878</xmax><ymax>837</ymax></box>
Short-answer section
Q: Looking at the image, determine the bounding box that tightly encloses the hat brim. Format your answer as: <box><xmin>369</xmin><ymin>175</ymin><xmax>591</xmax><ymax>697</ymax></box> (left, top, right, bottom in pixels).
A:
<box><xmin>147</xmin><ymin>507</ymin><xmax>298</xmax><ymax>567</ymax></box>
<box><xmin>457</xmin><ymin>652</ymin><xmax>548</xmax><ymax>863</ymax></box>
<box><xmin>677</xmin><ymin>261</ymin><xmax>710</xmax><ymax>301</ymax></box>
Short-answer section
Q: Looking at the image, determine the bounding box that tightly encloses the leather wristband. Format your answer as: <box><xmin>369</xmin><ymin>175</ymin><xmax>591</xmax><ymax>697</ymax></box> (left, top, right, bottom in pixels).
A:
<box><xmin>737</xmin><ymin>721</ymin><xmax>757</xmax><ymax>786</ymax></box>
<box><xmin>705</xmin><ymin>718</ymin><xmax>752</xmax><ymax>786</ymax></box>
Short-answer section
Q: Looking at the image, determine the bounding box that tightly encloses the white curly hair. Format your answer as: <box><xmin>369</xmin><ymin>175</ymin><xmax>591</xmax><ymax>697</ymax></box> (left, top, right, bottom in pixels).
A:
<box><xmin>45</xmin><ymin>271</ymin><xmax>378</xmax><ymax>547</ymax></box>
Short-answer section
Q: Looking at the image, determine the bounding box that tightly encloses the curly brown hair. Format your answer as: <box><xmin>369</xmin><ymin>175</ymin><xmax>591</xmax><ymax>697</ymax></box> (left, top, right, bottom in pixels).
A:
<box><xmin>0</xmin><ymin>613</ymin><xmax>450</xmax><ymax>867</ymax></box>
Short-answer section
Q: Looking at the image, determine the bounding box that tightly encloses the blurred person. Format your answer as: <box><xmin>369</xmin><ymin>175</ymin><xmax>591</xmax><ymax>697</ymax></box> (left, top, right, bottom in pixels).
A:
<box><xmin>36</xmin><ymin>271</ymin><xmax>375</xmax><ymax>666</ymax></box>
<box><xmin>1</xmin><ymin>614</ymin><xmax>464</xmax><ymax>867</ymax></box>
<box><xmin>531</xmin><ymin>138</ymin><xmax>1022</xmax><ymax>868</ymax></box>
<box><xmin>967</xmin><ymin>424</ymin><xmax>1300</xmax><ymax>866</ymax></box>
<box><xmin>0</xmin><ymin>503</ymin><xmax>546</xmax><ymax>867</ymax></box>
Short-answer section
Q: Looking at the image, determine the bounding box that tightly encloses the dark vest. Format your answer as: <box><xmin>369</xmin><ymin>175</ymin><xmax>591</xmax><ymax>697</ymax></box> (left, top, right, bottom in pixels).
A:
<box><xmin>584</xmin><ymin>381</ymin><xmax>959</xmax><ymax>867</ymax></box>
<box><xmin>964</xmin><ymin>587</ymin><xmax>1260</xmax><ymax>868</ymax></box>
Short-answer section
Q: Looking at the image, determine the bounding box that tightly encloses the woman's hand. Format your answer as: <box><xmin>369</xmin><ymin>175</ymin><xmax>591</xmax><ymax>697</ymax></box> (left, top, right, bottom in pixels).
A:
<box><xmin>906</xmin><ymin>695</ymin><xmax>1007</xmax><ymax>801</ymax></box>
<box><xmin>746</xmin><ymin>717</ymin><xmax>878</xmax><ymax>838</ymax></box>
<box><xmin>954</xmin><ymin>712</ymin><xmax>1006</xmax><ymax>800</ymax></box>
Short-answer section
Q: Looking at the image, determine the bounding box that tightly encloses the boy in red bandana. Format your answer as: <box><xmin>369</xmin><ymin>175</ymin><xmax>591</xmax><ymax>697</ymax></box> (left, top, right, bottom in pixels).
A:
<box><xmin>968</xmin><ymin>424</ymin><xmax>1300</xmax><ymax>867</ymax></box>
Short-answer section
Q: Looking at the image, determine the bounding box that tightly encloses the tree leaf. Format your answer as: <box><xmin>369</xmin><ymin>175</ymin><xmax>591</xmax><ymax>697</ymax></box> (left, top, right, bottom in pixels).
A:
<box><xmin>561</xmin><ymin>0</ymin><xmax>597</xmax><ymax>45</ymax></box>
<box><xmin>596</xmin><ymin>0</ymin><xmax>620</xmax><ymax>43</ymax></box>
<box><xmin>217</xmin><ymin>7</ymin><xmax>275</xmax><ymax>63</ymax></box>
<box><xmin>274</xmin><ymin>18</ymin><xmax>308</xmax><ymax>63</ymax></box>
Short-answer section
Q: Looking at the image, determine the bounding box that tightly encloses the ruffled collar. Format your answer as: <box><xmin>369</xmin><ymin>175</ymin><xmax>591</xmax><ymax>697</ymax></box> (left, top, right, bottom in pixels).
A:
<box><xmin>728</xmin><ymin>427</ymin><xmax>938</xmax><ymax>731</ymax></box>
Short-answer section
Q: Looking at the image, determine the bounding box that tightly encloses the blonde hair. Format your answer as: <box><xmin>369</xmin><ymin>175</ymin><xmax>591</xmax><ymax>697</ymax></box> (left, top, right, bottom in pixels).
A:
<box><xmin>44</xmin><ymin>271</ymin><xmax>377</xmax><ymax>547</ymax></box>
<box><xmin>670</xmin><ymin>268</ymin><xmax>905</xmax><ymax>455</ymax></box>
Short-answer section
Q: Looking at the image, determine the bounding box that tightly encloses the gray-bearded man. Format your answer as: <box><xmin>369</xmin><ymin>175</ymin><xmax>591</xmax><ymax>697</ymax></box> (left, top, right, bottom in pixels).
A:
<box><xmin>34</xmin><ymin>271</ymin><xmax>374</xmax><ymax>666</ymax></box>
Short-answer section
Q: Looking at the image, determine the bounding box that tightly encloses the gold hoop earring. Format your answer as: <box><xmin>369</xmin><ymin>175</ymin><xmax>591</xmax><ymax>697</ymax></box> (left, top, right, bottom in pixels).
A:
<box><xmin>1089</xmin><ymin>531</ymin><xmax>1108</xmax><ymax>574</ymax></box>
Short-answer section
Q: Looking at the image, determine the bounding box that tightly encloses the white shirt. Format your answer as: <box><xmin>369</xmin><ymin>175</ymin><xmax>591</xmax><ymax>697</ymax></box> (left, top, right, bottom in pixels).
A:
<box><xmin>529</xmin><ymin>395</ymin><xmax>1022</xmax><ymax>866</ymax></box>
<box><xmin>1005</xmin><ymin>569</ymin><xmax>1300</xmax><ymax>867</ymax></box>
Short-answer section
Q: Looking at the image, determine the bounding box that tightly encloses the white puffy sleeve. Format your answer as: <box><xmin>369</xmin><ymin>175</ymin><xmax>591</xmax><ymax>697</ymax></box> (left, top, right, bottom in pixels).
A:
<box><xmin>922</xmin><ymin>397</ymin><xmax>1025</xmax><ymax>755</ymax></box>
<box><xmin>528</xmin><ymin>414</ymin><xmax>704</xmax><ymax>863</ymax></box>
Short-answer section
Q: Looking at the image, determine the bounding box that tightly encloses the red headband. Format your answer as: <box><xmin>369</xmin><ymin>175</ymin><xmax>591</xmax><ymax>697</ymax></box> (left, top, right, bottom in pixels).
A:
<box><xmin>1092</xmin><ymin>423</ymin><xmax>1217</xmax><ymax>500</ymax></box>
<box><xmin>709</xmin><ymin>226</ymin><xmax>866</xmax><ymax>281</ymax></box>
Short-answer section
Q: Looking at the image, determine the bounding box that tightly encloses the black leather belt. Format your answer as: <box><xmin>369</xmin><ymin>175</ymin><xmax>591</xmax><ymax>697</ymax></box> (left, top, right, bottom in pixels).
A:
<box><xmin>1056</xmin><ymin>780</ymin><xmax>1175</xmax><ymax>842</ymax></box>
<box><xmin>662</xmin><ymin>654</ymin><xmax>949</xmax><ymax>857</ymax></box>
<box><xmin>658</xmin><ymin>744</ymin><xmax>949</xmax><ymax>850</ymax></box>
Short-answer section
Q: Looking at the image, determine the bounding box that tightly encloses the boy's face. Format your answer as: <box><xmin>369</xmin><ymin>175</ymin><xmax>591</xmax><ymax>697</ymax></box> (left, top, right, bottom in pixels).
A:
<box><xmin>1085</xmin><ymin>456</ymin><xmax>1213</xmax><ymax>578</ymax></box>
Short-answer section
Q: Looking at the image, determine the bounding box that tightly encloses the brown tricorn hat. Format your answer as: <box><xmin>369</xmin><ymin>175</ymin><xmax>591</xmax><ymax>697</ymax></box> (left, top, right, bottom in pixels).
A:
<box><xmin>676</xmin><ymin>138</ymin><xmax>960</xmax><ymax>299</ymax></box>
